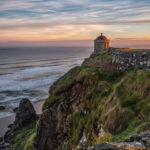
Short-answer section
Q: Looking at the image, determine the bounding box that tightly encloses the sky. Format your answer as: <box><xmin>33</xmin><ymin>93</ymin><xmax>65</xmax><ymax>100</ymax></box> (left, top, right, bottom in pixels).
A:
<box><xmin>0</xmin><ymin>0</ymin><xmax>150</xmax><ymax>47</ymax></box>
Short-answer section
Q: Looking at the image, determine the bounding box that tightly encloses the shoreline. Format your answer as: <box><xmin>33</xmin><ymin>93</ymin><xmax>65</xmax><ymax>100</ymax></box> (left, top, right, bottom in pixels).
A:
<box><xmin>0</xmin><ymin>99</ymin><xmax>45</xmax><ymax>137</ymax></box>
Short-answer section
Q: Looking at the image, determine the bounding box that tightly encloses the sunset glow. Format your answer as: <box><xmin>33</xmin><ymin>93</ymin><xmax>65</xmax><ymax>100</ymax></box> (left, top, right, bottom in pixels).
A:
<box><xmin>0</xmin><ymin>0</ymin><xmax>150</xmax><ymax>47</ymax></box>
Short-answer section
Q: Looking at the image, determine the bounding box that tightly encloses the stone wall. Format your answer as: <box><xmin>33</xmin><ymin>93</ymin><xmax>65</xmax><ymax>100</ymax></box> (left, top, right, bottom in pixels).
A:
<box><xmin>110</xmin><ymin>48</ymin><xmax>150</xmax><ymax>71</ymax></box>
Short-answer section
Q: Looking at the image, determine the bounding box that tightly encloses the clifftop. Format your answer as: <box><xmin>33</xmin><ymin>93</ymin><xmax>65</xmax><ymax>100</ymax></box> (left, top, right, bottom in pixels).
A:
<box><xmin>33</xmin><ymin>48</ymin><xmax>150</xmax><ymax>150</ymax></box>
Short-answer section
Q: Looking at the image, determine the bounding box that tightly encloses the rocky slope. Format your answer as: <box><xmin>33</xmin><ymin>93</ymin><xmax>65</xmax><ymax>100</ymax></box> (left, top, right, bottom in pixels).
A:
<box><xmin>7</xmin><ymin>48</ymin><xmax>150</xmax><ymax>150</ymax></box>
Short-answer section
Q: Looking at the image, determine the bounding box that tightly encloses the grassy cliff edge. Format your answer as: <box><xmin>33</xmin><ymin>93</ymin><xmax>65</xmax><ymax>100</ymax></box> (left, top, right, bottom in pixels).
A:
<box><xmin>10</xmin><ymin>49</ymin><xmax>150</xmax><ymax>150</ymax></box>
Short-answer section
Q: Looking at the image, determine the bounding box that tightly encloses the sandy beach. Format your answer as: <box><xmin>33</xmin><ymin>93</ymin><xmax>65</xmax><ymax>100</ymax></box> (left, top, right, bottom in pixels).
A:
<box><xmin>0</xmin><ymin>100</ymin><xmax>45</xmax><ymax>137</ymax></box>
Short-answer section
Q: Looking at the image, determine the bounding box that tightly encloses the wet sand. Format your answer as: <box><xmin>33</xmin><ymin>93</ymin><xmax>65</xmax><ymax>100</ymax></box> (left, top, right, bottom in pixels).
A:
<box><xmin>33</xmin><ymin>99</ymin><xmax>45</xmax><ymax>115</ymax></box>
<box><xmin>0</xmin><ymin>100</ymin><xmax>45</xmax><ymax>137</ymax></box>
<box><xmin>0</xmin><ymin>114</ymin><xmax>15</xmax><ymax>137</ymax></box>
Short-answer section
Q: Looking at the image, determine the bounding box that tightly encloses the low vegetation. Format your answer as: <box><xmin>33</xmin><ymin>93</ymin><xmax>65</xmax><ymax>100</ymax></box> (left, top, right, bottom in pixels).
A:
<box><xmin>11</xmin><ymin>49</ymin><xmax>150</xmax><ymax>149</ymax></box>
<box><xmin>42</xmin><ymin>49</ymin><xmax>150</xmax><ymax>149</ymax></box>
<box><xmin>9</xmin><ymin>121</ymin><xmax>36</xmax><ymax>150</ymax></box>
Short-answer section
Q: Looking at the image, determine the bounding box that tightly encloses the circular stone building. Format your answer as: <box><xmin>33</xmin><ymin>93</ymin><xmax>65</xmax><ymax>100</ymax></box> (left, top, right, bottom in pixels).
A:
<box><xmin>94</xmin><ymin>33</ymin><xmax>109</xmax><ymax>52</ymax></box>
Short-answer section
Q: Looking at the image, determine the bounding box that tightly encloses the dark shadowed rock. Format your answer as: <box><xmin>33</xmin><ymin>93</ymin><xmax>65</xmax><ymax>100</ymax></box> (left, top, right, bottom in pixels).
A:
<box><xmin>0</xmin><ymin>106</ymin><xmax>5</xmax><ymax>110</ymax></box>
<box><xmin>93</xmin><ymin>142</ymin><xmax>120</xmax><ymax>150</ymax></box>
<box><xmin>0</xmin><ymin>137</ymin><xmax>10</xmax><ymax>150</ymax></box>
<box><xmin>34</xmin><ymin>80</ymin><xmax>87</xmax><ymax>150</ymax></box>
<box><xmin>0</xmin><ymin>137</ymin><xmax>3</xmax><ymax>142</ymax></box>
<box><xmin>14</xmin><ymin>98</ymin><xmax>36</xmax><ymax>128</ymax></box>
<box><xmin>13</xmin><ymin>107</ymin><xmax>18</xmax><ymax>113</ymax></box>
<box><xmin>124</xmin><ymin>130</ymin><xmax>150</xmax><ymax>148</ymax></box>
<box><xmin>8</xmin><ymin>124</ymin><xmax>13</xmax><ymax>129</ymax></box>
<box><xmin>0</xmin><ymin>141</ymin><xmax>10</xmax><ymax>150</ymax></box>
<box><xmin>4</xmin><ymin>98</ymin><xmax>37</xmax><ymax>143</ymax></box>
<box><xmin>92</xmin><ymin>142</ymin><xmax>146</xmax><ymax>150</ymax></box>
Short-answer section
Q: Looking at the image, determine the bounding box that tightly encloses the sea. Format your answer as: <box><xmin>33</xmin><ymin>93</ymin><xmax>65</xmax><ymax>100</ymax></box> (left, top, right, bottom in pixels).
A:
<box><xmin>0</xmin><ymin>47</ymin><xmax>92</xmax><ymax>118</ymax></box>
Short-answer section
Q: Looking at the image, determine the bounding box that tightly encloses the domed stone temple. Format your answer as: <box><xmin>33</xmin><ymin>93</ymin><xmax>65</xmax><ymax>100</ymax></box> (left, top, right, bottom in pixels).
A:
<box><xmin>94</xmin><ymin>33</ymin><xmax>109</xmax><ymax>52</ymax></box>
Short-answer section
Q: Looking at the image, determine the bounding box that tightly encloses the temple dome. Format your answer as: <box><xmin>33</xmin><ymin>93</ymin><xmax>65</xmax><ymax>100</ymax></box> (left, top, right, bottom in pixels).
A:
<box><xmin>96</xmin><ymin>33</ymin><xmax>108</xmax><ymax>41</ymax></box>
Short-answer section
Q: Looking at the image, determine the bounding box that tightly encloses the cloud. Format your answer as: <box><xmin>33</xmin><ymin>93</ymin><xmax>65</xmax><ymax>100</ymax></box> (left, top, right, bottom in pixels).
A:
<box><xmin>0</xmin><ymin>0</ymin><xmax>150</xmax><ymax>43</ymax></box>
<box><xmin>0</xmin><ymin>16</ymin><xmax>150</xmax><ymax>30</ymax></box>
<box><xmin>0</xmin><ymin>0</ymin><xmax>150</xmax><ymax>21</ymax></box>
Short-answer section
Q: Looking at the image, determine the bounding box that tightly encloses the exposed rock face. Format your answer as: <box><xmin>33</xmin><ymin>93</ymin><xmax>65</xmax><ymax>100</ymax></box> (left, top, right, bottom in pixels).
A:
<box><xmin>77</xmin><ymin>130</ymin><xmax>88</xmax><ymax>149</ymax></box>
<box><xmin>34</xmin><ymin>103</ymin><xmax>70</xmax><ymax>150</ymax></box>
<box><xmin>34</xmin><ymin>80</ymin><xmax>88</xmax><ymax>150</ymax></box>
<box><xmin>14</xmin><ymin>98</ymin><xmax>36</xmax><ymax>128</ymax></box>
<box><xmin>93</xmin><ymin>131</ymin><xmax>150</xmax><ymax>150</ymax></box>
<box><xmin>124</xmin><ymin>130</ymin><xmax>150</xmax><ymax>148</ymax></box>
<box><xmin>4</xmin><ymin>99</ymin><xmax>37</xmax><ymax>143</ymax></box>
<box><xmin>92</xmin><ymin>142</ymin><xmax>146</xmax><ymax>150</ymax></box>
<box><xmin>0</xmin><ymin>140</ymin><xmax>10</xmax><ymax>150</ymax></box>
<box><xmin>13</xmin><ymin>107</ymin><xmax>18</xmax><ymax>113</ymax></box>
<box><xmin>111</xmin><ymin>48</ymin><xmax>150</xmax><ymax>71</ymax></box>
<box><xmin>93</xmin><ymin>142</ymin><xmax>120</xmax><ymax>150</ymax></box>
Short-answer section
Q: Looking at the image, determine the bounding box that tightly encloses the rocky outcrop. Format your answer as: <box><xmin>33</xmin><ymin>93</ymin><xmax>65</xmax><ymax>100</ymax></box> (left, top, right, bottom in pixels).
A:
<box><xmin>0</xmin><ymin>139</ymin><xmax>10</xmax><ymax>150</ymax></box>
<box><xmin>111</xmin><ymin>48</ymin><xmax>150</xmax><ymax>71</ymax></box>
<box><xmin>93</xmin><ymin>142</ymin><xmax>120</xmax><ymax>150</ymax></box>
<box><xmin>4</xmin><ymin>98</ymin><xmax>37</xmax><ymax>143</ymax></box>
<box><xmin>13</xmin><ymin>107</ymin><xmax>18</xmax><ymax>113</ymax></box>
<box><xmin>93</xmin><ymin>142</ymin><xmax>146</xmax><ymax>150</ymax></box>
<box><xmin>93</xmin><ymin>131</ymin><xmax>150</xmax><ymax>150</ymax></box>
<box><xmin>0</xmin><ymin>106</ymin><xmax>5</xmax><ymax>110</ymax></box>
<box><xmin>14</xmin><ymin>98</ymin><xmax>37</xmax><ymax>128</ymax></box>
<box><xmin>77</xmin><ymin>130</ymin><xmax>88</xmax><ymax>149</ymax></box>
<box><xmin>83</xmin><ymin>50</ymin><xmax>117</xmax><ymax>72</ymax></box>
<box><xmin>34</xmin><ymin>79</ymin><xmax>88</xmax><ymax>150</ymax></box>
<box><xmin>124</xmin><ymin>130</ymin><xmax>150</xmax><ymax>148</ymax></box>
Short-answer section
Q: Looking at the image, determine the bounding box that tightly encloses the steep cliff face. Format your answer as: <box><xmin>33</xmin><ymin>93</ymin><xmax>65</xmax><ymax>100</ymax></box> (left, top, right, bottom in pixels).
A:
<box><xmin>34</xmin><ymin>70</ymin><xmax>93</xmax><ymax>150</ymax></box>
<box><xmin>34</xmin><ymin>49</ymin><xmax>150</xmax><ymax>150</ymax></box>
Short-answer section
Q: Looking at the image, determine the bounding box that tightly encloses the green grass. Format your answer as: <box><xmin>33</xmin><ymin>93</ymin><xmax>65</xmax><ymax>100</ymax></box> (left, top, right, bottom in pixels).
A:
<box><xmin>116</xmin><ymin>70</ymin><xmax>150</xmax><ymax>114</ymax></box>
<box><xmin>42</xmin><ymin>50</ymin><xmax>150</xmax><ymax>149</ymax></box>
<box><xmin>12</xmin><ymin>49</ymin><xmax>148</xmax><ymax>150</ymax></box>
<box><xmin>9</xmin><ymin>121</ymin><xmax>37</xmax><ymax>150</ymax></box>
<box><xmin>10</xmin><ymin>48</ymin><xmax>150</xmax><ymax>150</ymax></box>
<box><xmin>113</xmin><ymin>120</ymin><xmax>141</xmax><ymax>141</ymax></box>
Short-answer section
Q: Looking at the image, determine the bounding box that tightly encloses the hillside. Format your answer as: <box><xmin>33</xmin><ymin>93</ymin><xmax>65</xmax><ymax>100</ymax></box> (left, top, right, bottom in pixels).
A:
<box><xmin>9</xmin><ymin>48</ymin><xmax>150</xmax><ymax>150</ymax></box>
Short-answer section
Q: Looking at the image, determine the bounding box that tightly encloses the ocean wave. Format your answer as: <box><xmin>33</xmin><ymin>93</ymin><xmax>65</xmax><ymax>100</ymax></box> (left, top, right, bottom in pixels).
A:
<box><xmin>0</xmin><ymin>63</ymin><xmax>81</xmax><ymax>103</ymax></box>
<box><xmin>0</xmin><ymin>74</ymin><xmax>62</xmax><ymax>92</ymax></box>
<box><xmin>0</xmin><ymin>112</ymin><xmax>14</xmax><ymax>119</ymax></box>
<box><xmin>0</xmin><ymin>65</ymin><xmax>70</xmax><ymax>80</ymax></box>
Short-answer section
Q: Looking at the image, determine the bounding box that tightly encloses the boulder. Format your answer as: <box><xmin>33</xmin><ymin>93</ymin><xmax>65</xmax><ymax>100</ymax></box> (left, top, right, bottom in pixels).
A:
<box><xmin>0</xmin><ymin>137</ymin><xmax>10</xmax><ymax>150</ymax></box>
<box><xmin>13</xmin><ymin>107</ymin><xmax>18</xmax><ymax>113</ymax></box>
<box><xmin>0</xmin><ymin>137</ymin><xmax>3</xmax><ymax>142</ymax></box>
<box><xmin>0</xmin><ymin>141</ymin><xmax>10</xmax><ymax>150</ymax></box>
<box><xmin>8</xmin><ymin>124</ymin><xmax>13</xmax><ymax>129</ymax></box>
<box><xmin>0</xmin><ymin>106</ymin><xmax>5</xmax><ymax>110</ymax></box>
<box><xmin>4</xmin><ymin>98</ymin><xmax>37</xmax><ymax>143</ymax></box>
<box><xmin>14</xmin><ymin>98</ymin><xmax>36</xmax><ymax>128</ymax></box>
<box><xmin>77</xmin><ymin>130</ymin><xmax>88</xmax><ymax>149</ymax></box>
<box><xmin>93</xmin><ymin>142</ymin><xmax>120</xmax><ymax>150</ymax></box>
<box><xmin>124</xmin><ymin>130</ymin><xmax>150</xmax><ymax>148</ymax></box>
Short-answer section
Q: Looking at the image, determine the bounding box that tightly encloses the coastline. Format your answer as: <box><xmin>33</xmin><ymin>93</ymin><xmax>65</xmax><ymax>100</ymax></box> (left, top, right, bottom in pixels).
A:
<box><xmin>0</xmin><ymin>99</ymin><xmax>45</xmax><ymax>137</ymax></box>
